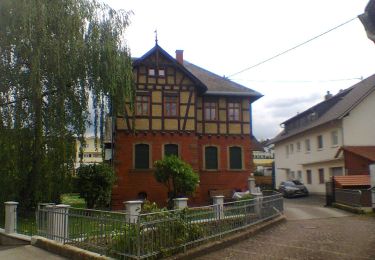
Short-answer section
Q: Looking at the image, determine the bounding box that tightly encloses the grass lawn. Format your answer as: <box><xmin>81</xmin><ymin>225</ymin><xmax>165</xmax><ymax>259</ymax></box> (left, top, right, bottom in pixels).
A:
<box><xmin>61</xmin><ymin>193</ymin><xmax>86</xmax><ymax>208</ymax></box>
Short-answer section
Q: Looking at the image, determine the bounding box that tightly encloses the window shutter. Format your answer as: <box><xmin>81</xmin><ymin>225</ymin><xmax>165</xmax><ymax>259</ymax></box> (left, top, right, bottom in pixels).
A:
<box><xmin>205</xmin><ymin>146</ymin><xmax>218</xmax><ymax>169</ymax></box>
<box><xmin>135</xmin><ymin>144</ymin><xmax>149</xmax><ymax>169</ymax></box>
<box><xmin>229</xmin><ymin>147</ymin><xmax>242</xmax><ymax>169</ymax></box>
<box><xmin>164</xmin><ymin>144</ymin><xmax>178</xmax><ymax>157</ymax></box>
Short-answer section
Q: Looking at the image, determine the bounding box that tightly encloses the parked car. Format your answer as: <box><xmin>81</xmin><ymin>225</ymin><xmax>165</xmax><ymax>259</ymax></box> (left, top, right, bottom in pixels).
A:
<box><xmin>278</xmin><ymin>180</ymin><xmax>309</xmax><ymax>198</ymax></box>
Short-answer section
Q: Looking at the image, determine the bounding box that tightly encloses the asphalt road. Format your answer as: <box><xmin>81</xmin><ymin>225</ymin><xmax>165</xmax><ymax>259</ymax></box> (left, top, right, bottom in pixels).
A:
<box><xmin>196</xmin><ymin>196</ymin><xmax>375</xmax><ymax>260</ymax></box>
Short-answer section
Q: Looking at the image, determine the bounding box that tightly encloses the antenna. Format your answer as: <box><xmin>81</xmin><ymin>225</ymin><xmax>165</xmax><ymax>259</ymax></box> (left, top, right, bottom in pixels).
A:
<box><xmin>154</xmin><ymin>29</ymin><xmax>158</xmax><ymax>45</ymax></box>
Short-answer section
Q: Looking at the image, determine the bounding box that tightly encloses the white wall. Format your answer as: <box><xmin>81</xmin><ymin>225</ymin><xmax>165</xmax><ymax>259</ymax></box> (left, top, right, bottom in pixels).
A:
<box><xmin>343</xmin><ymin>90</ymin><xmax>375</xmax><ymax>146</ymax></box>
<box><xmin>274</xmin><ymin>122</ymin><xmax>344</xmax><ymax>194</ymax></box>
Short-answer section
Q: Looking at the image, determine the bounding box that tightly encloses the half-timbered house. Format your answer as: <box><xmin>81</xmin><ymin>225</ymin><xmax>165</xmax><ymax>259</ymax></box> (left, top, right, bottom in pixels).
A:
<box><xmin>111</xmin><ymin>44</ymin><xmax>262</xmax><ymax>209</ymax></box>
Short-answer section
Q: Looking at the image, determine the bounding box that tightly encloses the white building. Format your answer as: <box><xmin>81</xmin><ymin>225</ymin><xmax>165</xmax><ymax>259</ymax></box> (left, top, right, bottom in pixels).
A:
<box><xmin>272</xmin><ymin>74</ymin><xmax>375</xmax><ymax>195</ymax></box>
<box><xmin>75</xmin><ymin>136</ymin><xmax>103</xmax><ymax>168</ymax></box>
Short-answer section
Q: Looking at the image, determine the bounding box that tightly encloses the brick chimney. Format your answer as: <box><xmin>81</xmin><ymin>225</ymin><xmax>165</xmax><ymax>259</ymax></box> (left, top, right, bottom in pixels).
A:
<box><xmin>175</xmin><ymin>50</ymin><xmax>184</xmax><ymax>64</ymax></box>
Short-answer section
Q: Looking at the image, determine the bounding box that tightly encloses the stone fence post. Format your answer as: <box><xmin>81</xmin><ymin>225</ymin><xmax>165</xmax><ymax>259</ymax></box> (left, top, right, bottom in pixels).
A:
<box><xmin>212</xmin><ymin>195</ymin><xmax>224</xmax><ymax>219</ymax></box>
<box><xmin>248</xmin><ymin>177</ymin><xmax>256</xmax><ymax>194</ymax></box>
<box><xmin>46</xmin><ymin>204</ymin><xmax>70</xmax><ymax>243</ymax></box>
<box><xmin>173</xmin><ymin>198</ymin><xmax>188</xmax><ymax>210</ymax></box>
<box><xmin>4</xmin><ymin>201</ymin><xmax>18</xmax><ymax>234</ymax></box>
<box><xmin>124</xmin><ymin>200</ymin><xmax>143</xmax><ymax>223</ymax></box>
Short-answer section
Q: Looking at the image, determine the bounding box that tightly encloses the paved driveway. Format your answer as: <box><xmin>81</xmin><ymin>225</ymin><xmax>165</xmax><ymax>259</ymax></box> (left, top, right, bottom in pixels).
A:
<box><xmin>196</xmin><ymin>196</ymin><xmax>375</xmax><ymax>260</ymax></box>
<box><xmin>284</xmin><ymin>195</ymin><xmax>352</xmax><ymax>220</ymax></box>
<box><xmin>0</xmin><ymin>245</ymin><xmax>67</xmax><ymax>259</ymax></box>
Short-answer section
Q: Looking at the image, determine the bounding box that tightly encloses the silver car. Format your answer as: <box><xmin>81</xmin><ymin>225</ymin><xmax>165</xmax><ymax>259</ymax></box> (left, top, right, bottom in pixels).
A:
<box><xmin>279</xmin><ymin>180</ymin><xmax>309</xmax><ymax>198</ymax></box>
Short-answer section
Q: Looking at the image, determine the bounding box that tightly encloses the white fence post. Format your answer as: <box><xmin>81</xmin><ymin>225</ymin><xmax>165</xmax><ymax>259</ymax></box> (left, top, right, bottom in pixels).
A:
<box><xmin>212</xmin><ymin>195</ymin><xmax>224</xmax><ymax>219</ymax></box>
<box><xmin>124</xmin><ymin>200</ymin><xmax>143</xmax><ymax>223</ymax></box>
<box><xmin>173</xmin><ymin>198</ymin><xmax>188</xmax><ymax>210</ymax></box>
<box><xmin>370</xmin><ymin>164</ymin><xmax>375</xmax><ymax>211</ymax></box>
<box><xmin>4</xmin><ymin>201</ymin><xmax>18</xmax><ymax>234</ymax></box>
<box><xmin>248</xmin><ymin>177</ymin><xmax>256</xmax><ymax>194</ymax></box>
<box><xmin>46</xmin><ymin>204</ymin><xmax>70</xmax><ymax>243</ymax></box>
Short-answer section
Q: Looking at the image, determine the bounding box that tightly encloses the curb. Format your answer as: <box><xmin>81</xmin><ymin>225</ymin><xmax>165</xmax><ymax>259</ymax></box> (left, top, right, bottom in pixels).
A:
<box><xmin>166</xmin><ymin>214</ymin><xmax>286</xmax><ymax>260</ymax></box>
<box><xmin>31</xmin><ymin>236</ymin><xmax>113</xmax><ymax>260</ymax></box>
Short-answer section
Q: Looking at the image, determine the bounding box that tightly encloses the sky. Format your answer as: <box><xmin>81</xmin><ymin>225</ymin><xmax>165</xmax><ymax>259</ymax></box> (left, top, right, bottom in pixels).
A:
<box><xmin>104</xmin><ymin>0</ymin><xmax>375</xmax><ymax>140</ymax></box>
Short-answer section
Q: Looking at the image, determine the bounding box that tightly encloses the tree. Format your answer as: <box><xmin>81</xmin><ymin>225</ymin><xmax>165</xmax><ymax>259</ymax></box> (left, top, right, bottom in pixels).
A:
<box><xmin>154</xmin><ymin>156</ymin><xmax>199</xmax><ymax>208</ymax></box>
<box><xmin>0</xmin><ymin>0</ymin><xmax>133</xmax><ymax>209</ymax></box>
<box><xmin>76</xmin><ymin>163</ymin><xmax>116</xmax><ymax>209</ymax></box>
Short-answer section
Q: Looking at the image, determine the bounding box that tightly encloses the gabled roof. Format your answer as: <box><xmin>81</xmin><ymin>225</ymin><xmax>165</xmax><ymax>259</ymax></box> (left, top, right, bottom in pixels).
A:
<box><xmin>133</xmin><ymin>44</ymin><xmax>262</xmax><ymax>99</ymax></box>
<box><xmin>133</xmin><ymin>44</ymin><xmax>207</xmax><ymax>93</ymax></box>
<box><xmin>271</xmin><ymin>74</ymin><xmax>375</xmax><ymax>144</ymax></box>
<box><xmin>251</xmin><ymin>135</ymin><xmax>265</xmax><ymax>152</ymax></box>
<box><xmin>183</xmin><ymin>61</ymin><xmax>262</xmax><ymax>99</ymax></box>
<box><xmin>334</xmin><ymin>175</ymin><xmax>370</xmax><ymax>187</ymax></box>
<box><xmin>335</xmin><ymin>146</ymin><xmax>375</xmax><ymax>161</ymax></box>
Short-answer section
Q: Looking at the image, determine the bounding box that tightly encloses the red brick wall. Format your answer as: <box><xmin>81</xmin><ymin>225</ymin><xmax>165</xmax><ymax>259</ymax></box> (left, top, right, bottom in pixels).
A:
<box><xmin>344</xmin><ymin>150</ymin><xmax>371</xmax><ymax>175</ymax></box>
<box><xmin>112</xmin><ymin>132</ymin><xmax>253</xmax><ymax>209</ymax></box>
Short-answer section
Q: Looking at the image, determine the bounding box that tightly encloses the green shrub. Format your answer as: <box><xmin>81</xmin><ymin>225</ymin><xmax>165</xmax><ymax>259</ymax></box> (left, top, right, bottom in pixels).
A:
<box><xmin>76</xmin><ymin>163</ymin><xmax>115</xmax><ymax>209</ymax></box>
<box><xmin>154</xmin><ymin>156</ymin><xmax>199</xmax><ymax>208</ymax></box>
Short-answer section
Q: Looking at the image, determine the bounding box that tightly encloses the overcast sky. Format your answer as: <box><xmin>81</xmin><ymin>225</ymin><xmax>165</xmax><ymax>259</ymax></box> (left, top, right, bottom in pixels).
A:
<box><xmin>105</xmin><ymin>0</ymin><xmax>375</xmax><ymax>140</ymax></box>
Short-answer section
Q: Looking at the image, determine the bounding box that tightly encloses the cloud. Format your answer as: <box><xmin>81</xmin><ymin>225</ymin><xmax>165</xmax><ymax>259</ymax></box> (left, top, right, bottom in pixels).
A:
<box><xmin>266</xmin><ymin>93</ymin><xmax>321</xmax><ymax>109</ymax></box>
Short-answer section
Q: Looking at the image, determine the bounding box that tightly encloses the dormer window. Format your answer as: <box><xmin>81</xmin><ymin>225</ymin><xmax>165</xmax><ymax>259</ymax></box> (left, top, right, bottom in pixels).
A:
<box><xmin>148</xmin><ymin>68</ymin><xmax>155</xmax><ymax>76</ymax></box>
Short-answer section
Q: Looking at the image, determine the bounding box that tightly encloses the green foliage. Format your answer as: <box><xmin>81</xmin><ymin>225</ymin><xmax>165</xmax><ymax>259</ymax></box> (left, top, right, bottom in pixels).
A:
<box><xmin>61</xmin><ymin>193</ymin><xmax>86</xmax><ymax>208</ymax></box>
<box><xmin>237</xmin><ymin>193</ymin><xmax>254</xmax><ymax>201</ymax></box>
<box><xmin>0</xmin><ymin>0</ymin><xmax>133</xmax><ymax>208</ymax></box>
<box><xmin>154</xmin><ymin>156</ymin><xmax>199</xmax><ymax>202</ymax></box>
<box><xmin>76</xmin><ymin>164</ymin><xmax>115</xmax><ymax>209</ymax></box>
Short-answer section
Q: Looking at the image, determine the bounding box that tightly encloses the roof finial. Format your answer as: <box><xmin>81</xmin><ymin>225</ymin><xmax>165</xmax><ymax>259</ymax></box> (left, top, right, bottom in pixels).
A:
<box><xmin>154</xmin><ymin>29</ymin><xmax>158</xmax><ymax>45</ymax></box>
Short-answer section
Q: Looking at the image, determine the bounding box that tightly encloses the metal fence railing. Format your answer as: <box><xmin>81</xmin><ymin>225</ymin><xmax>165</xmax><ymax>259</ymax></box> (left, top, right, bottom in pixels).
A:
<box><xmin>36</xmin><ymin>194</ymin><xmax>283</xmax><ymax>259</ymax></box>
<box><xmin>335</xmin><ymin>188</ymin><xmax>362</xmax><ymax>207</ymax></box>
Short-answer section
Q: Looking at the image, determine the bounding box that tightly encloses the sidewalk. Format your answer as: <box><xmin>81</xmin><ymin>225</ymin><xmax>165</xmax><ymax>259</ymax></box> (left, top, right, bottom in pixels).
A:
<box><xmin>0</xmin><ymin>245</ymin><xmax>67</xmax><ymax>260</ymax></box>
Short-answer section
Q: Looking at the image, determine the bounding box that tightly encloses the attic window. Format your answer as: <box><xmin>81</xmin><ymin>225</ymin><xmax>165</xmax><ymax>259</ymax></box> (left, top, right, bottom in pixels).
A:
<box><xmin>158</xmin><ymin>69</ymin><xmax>165</xmax><ymax>77</ymax></box>
<box><xmin>148</xmin><ymin>68</ymin><xmax>155</xmax><ymax>76</ymax></box>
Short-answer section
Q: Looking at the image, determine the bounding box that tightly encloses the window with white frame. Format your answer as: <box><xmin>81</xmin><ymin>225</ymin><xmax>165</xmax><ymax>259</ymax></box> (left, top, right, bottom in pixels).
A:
<box><xmin>296</xmin><ymin>141</ymin><xmax>301</xmax><ymax>152</ymax></box>
<box><xmin>317</xmin><ymin>135</ymin><xmax>323</xmax><ymax>149</ymax></box>
<box><xmin>305</xmin><ymin>139</ymin><xmax>311</xmax><ymax>152</ymax></box>
<box><xmin>331</xmin><ymin>130</ymin><xmax>338</xmax><ymax>146</ymax></box>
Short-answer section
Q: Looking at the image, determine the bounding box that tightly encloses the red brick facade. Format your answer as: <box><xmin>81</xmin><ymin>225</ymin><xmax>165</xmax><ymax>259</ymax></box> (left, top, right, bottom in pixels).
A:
<box><xmin>111</xmin><ymin>132</ymin><xmax>253</xmax><ymax>209</ymax></box>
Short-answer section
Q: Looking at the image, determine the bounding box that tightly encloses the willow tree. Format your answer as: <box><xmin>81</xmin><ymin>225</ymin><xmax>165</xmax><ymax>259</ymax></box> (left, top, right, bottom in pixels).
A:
<box><xmin>0</xmin><ymin>0</ymin><xmax>133</xmax><ymax>209</ymax></box>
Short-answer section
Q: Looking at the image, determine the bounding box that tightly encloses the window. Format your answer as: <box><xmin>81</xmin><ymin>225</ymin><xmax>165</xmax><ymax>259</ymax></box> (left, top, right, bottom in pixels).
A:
<box><xmin>205</xmin><ymin>146</ymin><xmax>218</xmax><ymax>170</ymax></box>
<box><xmin>296</xmin><ymin>142</ymin><xmax>301</xmax><ymax>152</ymax></box>
<box><xmin>331</xmin><ymin>130</ymin><xmax>338</xmax><ymax>146</ymax></box>
<box><xmin>305</xmin><ymin>139</ymin><xmax>311</xmax><ymax>152</ymax></box>
<box><xmin>204</xmin><ymin>101</ymin><xmax>217</xmax><ymax>121</ymax></box>
<box><xmin>317</xmin><ymin>135</ymin><xmax>323</xmax><ymax>149</ymax></box>
<box><xmin>319</xmin><ymin>169</ymin><xmax>325</xmax><ymax>184</ymax></box>
<box><xmin>228</xmin><ymin>102</ymin><xmax>241</xmax><ymax>121</ymax></box>
<box><xmin>164</xmin><ymin>144</ymin><xmax>178</xmax><ymax>157</ymax></box>
<box><xmin>148</xmin><ymin>68</ymin><xmax>155</xmax><ymax>76</ymax></box>
<box><xmin>164</xmin><ymin>95</ymin><xmax>178</xmax><ymax>117</ymax></box>
<box><xmin>330</xmin><ymin>167</ymin><xmax>343</xmax><ymax>177</ymax></box>
<box><xmin>297</xmin><ymin>170</ymin><xmax>302</xmax><ymax>180</ymax></box>
<box><xmin>136</xmin><ymin>95</ymin><xmax>149</xmax><ymax>116</ymax></box>
<box><xmin>306</xmin><ymin>170</ymin><xmax>312</xmax><ymax>184</ymax></box>
<box><xmin>290</xmin><ymin>144</ymin><xmax>294</xmax><ymax>154</ymax></box>
<box><xmin>286</xmin><ymin>145</ymin><xmax>289</xmax><ymax>157</ymax></box>
<box><xmin>134</xmin><ymin>144</ymin><xmax>150</xmax><ymax>169</ymax></box>
<box><xmin>158</xmin><ymin>69</ymin><xmax>165</xmax><ymax>77</ymax></box>
<box><xmin>229</xmin><ymin>146</ymin><xmax>242</xmax><ymax>169</ymax></box>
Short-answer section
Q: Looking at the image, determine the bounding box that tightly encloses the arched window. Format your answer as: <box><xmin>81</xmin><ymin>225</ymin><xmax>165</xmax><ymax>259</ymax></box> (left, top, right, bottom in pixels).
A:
<box><xmin>164</xmin><ymin>144</ymin><xmax>179</xmax><ymax>157</ymax></box>
<box><xmin>205</xmin><ymin>146</ymin><xmax>218</xmax><ymax>170</ymax></box>
<box><xmin>134</xmin><ymin>144</ymin><xmax>150</xmax><ymax>169</ymax></box>
<box><xmin>229</xmin><ymin>146</ymin><xmax>242</xmax><ymax>170</ymax></box>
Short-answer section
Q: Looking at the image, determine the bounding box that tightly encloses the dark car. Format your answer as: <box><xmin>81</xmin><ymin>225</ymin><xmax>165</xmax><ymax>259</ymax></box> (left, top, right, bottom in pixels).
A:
<box><xmin>278</xmin><ymin>180</ymin><xmax>309</xmax><ymax>198</ymax></box>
